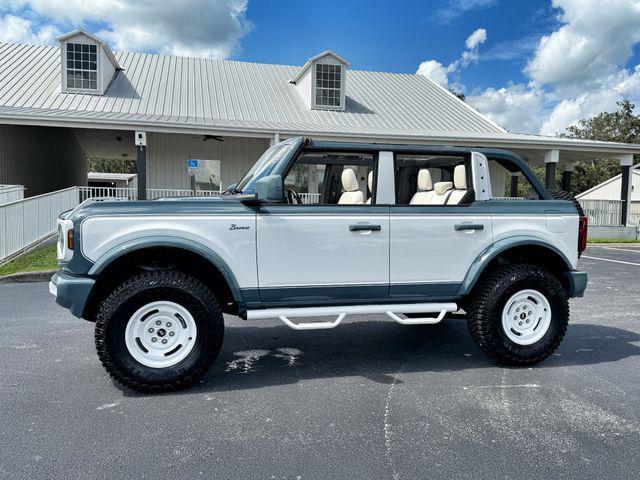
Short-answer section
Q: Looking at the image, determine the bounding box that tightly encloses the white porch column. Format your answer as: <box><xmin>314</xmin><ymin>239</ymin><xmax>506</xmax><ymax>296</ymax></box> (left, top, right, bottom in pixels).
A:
<box><xmin>544</xmin><ymin>149</ymin><xmax>559</xmax><ymax>189</ymax></box>
<box><xmin>270</xmin><ymin>132</ymin><xmax>280</xmax><ymax>146</ymax></box>
<box><xmin>616</xmin><ymin>154</ymin><xmax>634</xmax><ymax>226</ymax></box>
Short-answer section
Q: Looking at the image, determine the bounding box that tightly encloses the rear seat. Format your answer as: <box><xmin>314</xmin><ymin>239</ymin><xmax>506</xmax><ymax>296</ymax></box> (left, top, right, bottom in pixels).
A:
<box><xmin>409</xmin><ymin>169</ymin><xmax>434</xmax><ymax>204</ymax></box>
<box><xmin>447</xmin><ymin>165</ymin><xmax>467</xmax><ymax>205</ymax></box>
<box><xmin>430</xmin><ymin>181</ymin><xmax>454</xmax><ymax>204</ymax></box>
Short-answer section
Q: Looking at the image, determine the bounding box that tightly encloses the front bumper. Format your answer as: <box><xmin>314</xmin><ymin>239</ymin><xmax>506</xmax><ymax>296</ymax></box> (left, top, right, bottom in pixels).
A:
<box><xmin>49</xmin><ymin>271</ymin><xmax>95</xmax><ymax>318</ymax></box>
<box><xmin>566</xmin><ymin>270</ymin><xmax>588</xmax><ymax>298</ymax></box>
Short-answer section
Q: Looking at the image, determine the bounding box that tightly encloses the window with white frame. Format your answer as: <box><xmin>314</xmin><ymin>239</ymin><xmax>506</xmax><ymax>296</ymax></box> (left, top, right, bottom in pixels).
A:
<box><xmin>315</xmin><ymin>63</ymin><xmax>342</xmax><ymax>108</ymax></box>
<box><xmin>66</xmin><ymin>43</ymin><xmax>98</xmax><ymax>91</ymax></box>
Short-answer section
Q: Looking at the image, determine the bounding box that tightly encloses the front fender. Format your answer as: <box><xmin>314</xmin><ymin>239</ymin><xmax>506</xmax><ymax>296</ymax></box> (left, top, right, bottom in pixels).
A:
<box><xmin>458</xmin><ymin>236</ymin><xmax>574</xmax><ymax>296</ymax></box>
<box><xmin>87</xmin><ymin>235</ymin><xmax>245</xmax><ymax>306</ymax></box>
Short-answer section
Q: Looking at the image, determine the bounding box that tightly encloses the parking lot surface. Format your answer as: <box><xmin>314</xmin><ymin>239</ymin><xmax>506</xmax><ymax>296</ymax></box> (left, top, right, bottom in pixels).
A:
<box><xmin>1</xmin><ymin>245</ymin><xmax>640</xmax><ymax>479</ymax></box>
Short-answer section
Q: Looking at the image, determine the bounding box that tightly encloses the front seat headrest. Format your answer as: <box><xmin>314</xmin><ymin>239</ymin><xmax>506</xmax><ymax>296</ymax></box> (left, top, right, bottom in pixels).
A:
<box><xmin>417</xmin><ymin>169</ymin><xmax>433</xmax><ymax>192</ymax></box>
<box><xmin>434</xmin><ymin>181</ymin><xmax>454</xmax><ymax>195</ymax></box>
<box><xmin>454</xmin><ymin>165</ymin><xmax>467</xmax><ymax>189</ymax></box>
<box><xmin>367</xmin><ymin>171</ymin><xmax>373</xmax><ymax>192</ymax></box>
<box><xmin>342</xmin><ymin>168</ymin><xmax>360</xmax><ymax>192</ymax></box>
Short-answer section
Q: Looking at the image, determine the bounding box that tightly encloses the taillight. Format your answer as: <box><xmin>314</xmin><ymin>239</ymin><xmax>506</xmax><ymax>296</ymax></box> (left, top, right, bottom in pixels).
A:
<box><xmin>578</xmin><ymin>216</ymin><xmax>588</xmax><ymax>256</ymax></box>
<box><xmin>67</xmin><ymin>228</ymin><xmax>74</xmax><ymax>250</ymax></box>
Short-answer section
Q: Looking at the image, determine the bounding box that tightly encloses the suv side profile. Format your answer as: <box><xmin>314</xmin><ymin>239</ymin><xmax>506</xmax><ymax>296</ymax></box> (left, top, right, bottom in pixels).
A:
<box><xmin>50</xmin><ymin>137</ymin><xmax>588</xmax><ymax>392</ymax></box>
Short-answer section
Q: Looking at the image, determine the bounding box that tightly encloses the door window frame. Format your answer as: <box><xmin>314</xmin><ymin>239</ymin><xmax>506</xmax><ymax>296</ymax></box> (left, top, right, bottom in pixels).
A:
<box><xmin>279</xmin><ymin>148</ymin><xmax>380</xmax><ymax>206</ymax></box>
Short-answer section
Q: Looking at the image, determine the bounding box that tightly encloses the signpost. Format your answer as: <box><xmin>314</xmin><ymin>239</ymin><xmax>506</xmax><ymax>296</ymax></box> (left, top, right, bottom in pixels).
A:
<box><xmin>187</xmin><ymin>159</ymin><xmax>199</xmax><ymax>194</ymax></box>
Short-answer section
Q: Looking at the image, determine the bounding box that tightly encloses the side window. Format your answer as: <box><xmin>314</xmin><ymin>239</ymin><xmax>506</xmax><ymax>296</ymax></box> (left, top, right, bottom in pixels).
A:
<box><xmin>488</xmin><ymin>159</ymin><xmax>542</xmax><ymax>200</ymax></box>
<box><xmin>394</xmin><ymin>154</ymin><xmax>472</xmax><ymax>206</ymax></box>
<box><xmin>283</xmin><ymin>152</ymin><xmax>375</xmax><ymax>205</ymax></box>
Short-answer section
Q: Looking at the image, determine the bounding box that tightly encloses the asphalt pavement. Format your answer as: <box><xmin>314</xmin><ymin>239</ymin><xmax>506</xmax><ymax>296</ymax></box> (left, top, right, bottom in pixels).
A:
<box><xmin>1</xmin><ymin>245</ymin><xmax>640</xmax><ymax>479</ymax></box>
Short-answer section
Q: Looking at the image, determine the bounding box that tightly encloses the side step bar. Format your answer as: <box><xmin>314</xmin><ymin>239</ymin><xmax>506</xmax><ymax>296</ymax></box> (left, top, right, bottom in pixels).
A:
<box><xmin>245</xmin><ymin>303</ymin><xmax>458</xmax><ymax>330</ymax></box>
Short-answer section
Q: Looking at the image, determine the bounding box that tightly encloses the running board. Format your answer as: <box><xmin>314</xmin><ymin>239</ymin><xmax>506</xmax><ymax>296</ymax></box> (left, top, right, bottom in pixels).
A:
<box><xmin>245</xmin><ymin>303</ymin><xmax>458</xmax><ymax>330</ymax></box>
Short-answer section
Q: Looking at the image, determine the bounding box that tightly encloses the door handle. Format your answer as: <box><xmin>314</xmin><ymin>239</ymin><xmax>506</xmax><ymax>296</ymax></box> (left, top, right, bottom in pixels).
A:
<box><xmin>454</xmin><ymin>223</ymin><xmax>484</xmax><ymax>231</ymax></box>
<box><xmin>349</xmin><ymin>224</ymin><xmax>381</xmax><ymax>232</ymax></box>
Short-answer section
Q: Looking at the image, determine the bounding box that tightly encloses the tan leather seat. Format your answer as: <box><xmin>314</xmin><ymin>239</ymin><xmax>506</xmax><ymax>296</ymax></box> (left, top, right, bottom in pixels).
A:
<box><xmin>338</xmin><ymin>168</ymin><xmax>364</xmax><ymax>205</ymax></box>
<box><xmin>447</xmin><ymin>165</ymin><xmax>467</xmax><ymax>205</ymax></box>
<box><xmin>410</xmin><ymin>169</ymin><xmax>434</xmax><ymax>205</ymax></box>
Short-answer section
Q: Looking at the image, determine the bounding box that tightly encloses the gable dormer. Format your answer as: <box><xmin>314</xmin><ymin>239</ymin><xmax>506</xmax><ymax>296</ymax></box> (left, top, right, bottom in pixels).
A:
<box><xmin>57</xmin><ymin>29</ymin><xmax>120</xmax><ymax>95</ymax></box>
<box><xmin>291</xmin><ymin>51</ymin><xmax>349</xmax><ymax>111</ymax></box>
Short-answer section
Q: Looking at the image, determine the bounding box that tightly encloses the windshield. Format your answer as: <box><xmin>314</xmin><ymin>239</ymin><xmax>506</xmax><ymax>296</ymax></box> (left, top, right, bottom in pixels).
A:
<box><xmin>235</xmin><ymin>143</ymin><xmax>294</xmax><ymax>193</ymax></box>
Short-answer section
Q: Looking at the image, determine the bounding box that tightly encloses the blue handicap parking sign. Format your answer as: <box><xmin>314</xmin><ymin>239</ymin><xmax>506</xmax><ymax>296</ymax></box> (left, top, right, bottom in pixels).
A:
<box><xmin>187</xmin><ymin>159</ymin><xmax>199</xmax><ymax>169</ymax></box>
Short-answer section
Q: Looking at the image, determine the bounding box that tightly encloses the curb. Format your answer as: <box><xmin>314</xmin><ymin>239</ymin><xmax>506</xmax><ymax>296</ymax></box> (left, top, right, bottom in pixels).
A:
<box><xmin>0</xmin><ymin>270</ymin><xmax>56</xmax><ymax>285</ymax></box>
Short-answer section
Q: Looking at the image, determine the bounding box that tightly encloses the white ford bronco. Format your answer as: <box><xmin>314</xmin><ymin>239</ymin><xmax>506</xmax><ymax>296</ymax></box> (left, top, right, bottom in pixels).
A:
<box><xmin>50</xmin><ymin>137</ymin><xmax>588</xmax><ymax>392</ymax></box>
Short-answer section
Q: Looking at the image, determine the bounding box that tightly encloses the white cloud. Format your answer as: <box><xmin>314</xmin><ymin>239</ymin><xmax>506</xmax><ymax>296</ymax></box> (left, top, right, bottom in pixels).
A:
<box><xmin>416</xmin><ymin>60</ymin><xmax>450</xmax><ymax>87</ymax></box>
<box><xmin>465</xmin><ymin>28</ymin><xmax>487</xmax><ymax>50</ymax></box>
<box><xmin>467</xmin><ymin>83</ymin><xmax>547</xmax><ymax>133</ymax></box>
<box><xmin>432</xmin><ymin>0</ymin><xmax>498</xmax><ymax>24</ymax></box>
<box><xmin>0</xmin><ymin>13</ymin><xmax>59</xmax><ymax>44</ymax></box>
<box><xmin>0</xmin><ymin>0</ymin><xmax>252</xmax><ymax>58</ymax></box>
<box><xmin>526</xmin><ymin>0</ymin><xmax>640</xmax><ymax>94</ymax></box>
<box><xmin>416</xmin><ymin>28</ymin><xmax>487</xmax><ymax>87</ymax></box>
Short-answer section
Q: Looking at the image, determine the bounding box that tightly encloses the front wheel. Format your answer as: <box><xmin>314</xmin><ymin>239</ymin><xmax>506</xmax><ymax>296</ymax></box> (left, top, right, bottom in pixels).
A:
<box><xmin>95</xmin><ymin>270</ymin><xmax>224</xmax><ymax>392</ymax></box>
<box><xmin>466</xmin><ymin>264</ymin><xmax>569</xmax><ymax>365</ymax></box>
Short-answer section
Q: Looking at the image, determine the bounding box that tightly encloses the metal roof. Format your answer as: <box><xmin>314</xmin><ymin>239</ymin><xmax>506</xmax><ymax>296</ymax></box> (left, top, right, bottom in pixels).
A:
<box><xmin>1</xmin><ymin>40</ymin><xmax>640</xmax><ymax>161</ymax></box>
<box><xmin>0</xmin><ymin>41</ymin><xmax>504</xmax><ymax>135</ymax></box>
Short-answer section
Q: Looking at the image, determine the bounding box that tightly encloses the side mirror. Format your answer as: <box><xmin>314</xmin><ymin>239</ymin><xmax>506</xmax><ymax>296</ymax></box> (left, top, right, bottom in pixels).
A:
<box><xmin>254</xmin><ymin>174</ymin><xmax>284</xmax><ymax>203</ymax></box>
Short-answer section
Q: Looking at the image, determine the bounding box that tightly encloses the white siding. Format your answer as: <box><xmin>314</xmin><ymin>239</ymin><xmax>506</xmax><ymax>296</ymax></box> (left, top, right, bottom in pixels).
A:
<box><xmin>577</xmin><ymin>171</ymin><xmax>640</xmax><ymax>200</ymax></box>
<box><xmin>294</xmin><ymin>67</ymin><xmax>312</xmax><ymax>109</ymax></box>
<box><xmin>147</xmin><ymin>133</ymin><xmax>270</xmax><ymax>189</ymax></box>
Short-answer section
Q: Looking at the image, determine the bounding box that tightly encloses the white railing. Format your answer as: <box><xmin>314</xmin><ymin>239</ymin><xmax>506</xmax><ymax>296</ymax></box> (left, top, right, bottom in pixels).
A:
<box><xmin>0</xmin><ymin>185</ymin><xmax>25</xmax><ymax>205</ymax></box>
<box><xmin>79</xmin><ymin>186</ymin><xmax>137</xmax><ymax>202</ymax></box>
<box><xmin>78</xmin><ymin>186</ymin><xmax>224</xmax><ymax>201</ymax></box>
<box><xmin>147</xmin><ymin>188</ymin><xmax>221</xmax><ymax>199</ymax></box>
<box><xmin>0</xmin><ymin>186</ymin><xmax>79</xmax><ymax>262</ymax></box>
<box><xmin>579</xmin><ymin>199</ymin><xmax>640</xmax><ymax>226</ymax></box>
<box><xmin>299</xmin><ymin>193</ymin><xmax>322</xmax><ymax>204</ymax></box>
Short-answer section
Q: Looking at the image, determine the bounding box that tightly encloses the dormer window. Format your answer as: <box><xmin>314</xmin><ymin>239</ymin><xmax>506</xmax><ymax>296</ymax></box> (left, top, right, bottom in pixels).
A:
<box><xmin>291</xmin><ymin>50</ymin><xmax>349</xmax><ymax>111</ymax></box>
<box><xmin>65</xmin><ymin>43</ymin><xmax>98</xmax><ymax>91</ymax></box>
<box><xmin>315</xmin><ymin>63</ymin><xmax>342</xmax><ymax>108</ymax></box>
<box><xmin>57</xmin><ymin>29</ymin><xmax>120</xmax><ymax>96</ymax></box>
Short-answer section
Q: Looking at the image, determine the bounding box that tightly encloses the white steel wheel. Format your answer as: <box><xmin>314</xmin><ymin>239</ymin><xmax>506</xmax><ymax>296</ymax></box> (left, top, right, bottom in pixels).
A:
<box><xmin>501</xmin><ymin>289</ymin><xmax>552</xmax><ymax>346</ymax></box>
<box><xmin>124</xmin><ymin>301</ymin><xmax>197</xmax><ymax>368</ymax></box>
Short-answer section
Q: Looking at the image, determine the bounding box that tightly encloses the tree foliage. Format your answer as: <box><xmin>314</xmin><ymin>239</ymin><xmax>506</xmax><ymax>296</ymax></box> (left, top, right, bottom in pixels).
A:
<box><xmin>88</xmin><ymin>157</ymin><xmax>137</xmax><ymax>174</ymax></box>
<box><xmin>563</xmin><ymin>100</ymin><xmax>640</xmax><ymax>195</ymax></box>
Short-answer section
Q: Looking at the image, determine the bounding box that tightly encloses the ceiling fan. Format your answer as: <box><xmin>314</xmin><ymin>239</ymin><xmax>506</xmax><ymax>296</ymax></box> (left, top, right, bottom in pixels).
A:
<box><xmin>202</xmin><ymin>135</ymin><xmax>223</xmax><ymax>142</ymax></box>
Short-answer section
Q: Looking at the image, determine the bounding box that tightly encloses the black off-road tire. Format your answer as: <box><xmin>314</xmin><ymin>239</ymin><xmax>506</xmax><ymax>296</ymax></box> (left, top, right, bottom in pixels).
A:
<box><xmin>95</xmin><ymin>270</ymin><xmax>224</xmax><ymax>393</ymax></box>
<box><xmin>466</xmin><ymin>264</ymin><xmax>569</xmax><ymax>365</ymax></box>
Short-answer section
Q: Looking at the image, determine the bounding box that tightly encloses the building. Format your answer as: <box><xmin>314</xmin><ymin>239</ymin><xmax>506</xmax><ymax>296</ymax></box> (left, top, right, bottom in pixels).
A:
<box><xmin>0</xmin><ymin>29</ymin><xmax>639</xmax><ymax>224</ymax></box>
<box><xmin>577</xmin><ymin>167</ymin><xmax>640</xmax><ymax>201</ymax></box>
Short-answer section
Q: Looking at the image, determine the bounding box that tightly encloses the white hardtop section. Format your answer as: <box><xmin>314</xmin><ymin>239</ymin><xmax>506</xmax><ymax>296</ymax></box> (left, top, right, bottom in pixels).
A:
<box><xmin>471</xmin><ymin>152</ymin><xmax>493</xmax><ymax>200</ymax></box>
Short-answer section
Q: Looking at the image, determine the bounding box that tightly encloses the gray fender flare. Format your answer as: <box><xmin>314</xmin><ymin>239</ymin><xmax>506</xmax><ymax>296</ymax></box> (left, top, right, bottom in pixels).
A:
<box><xmin>87</xmin><ymin>235</ymin><xmax>245</xmax><ymax>305</ymax></box>
<box><xmin>458</xmin><ymin>236</ymin><xmax>574</xmax><ymax>296</ymax></box>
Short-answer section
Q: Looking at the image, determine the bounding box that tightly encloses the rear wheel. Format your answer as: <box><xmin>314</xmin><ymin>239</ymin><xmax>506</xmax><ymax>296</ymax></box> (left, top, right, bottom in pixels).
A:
<box><xmin>466</xmin><ymin>264</ymin><xmax>569</xmax><ymax>365</ymax></box>
<box><xmin>95</xmin><ymin>270</ymin><xmax>224</xmax><ymax>392</ymax></box>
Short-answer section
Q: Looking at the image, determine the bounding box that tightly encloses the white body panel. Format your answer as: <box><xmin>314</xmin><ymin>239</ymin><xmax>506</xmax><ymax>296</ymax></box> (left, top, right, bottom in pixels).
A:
<box><xmin>81</xmin><ymin>215</ymin><xmax>258</xmax><ymax>288</ymax></box>
<box><xmin>492</xmin><ymin>214</ymin><xmax>579</xmax><ymax>269</ymax></box>
<box><xmin>256</xmin><ymin>213</ymin><xmax>389</xmax><ymax>287</ymax></box>
<box><xmin>389</xmin><ymin>211</ymin><xmax>493</xmax><ymax>284</ymax></box>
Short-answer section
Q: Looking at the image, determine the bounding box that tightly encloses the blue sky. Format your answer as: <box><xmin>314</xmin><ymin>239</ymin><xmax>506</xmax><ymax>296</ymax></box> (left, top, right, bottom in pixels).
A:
<box><xmin>1</xmin><ymin>0</ymin><xmax>640</xmax><ymax>135</ymax></box>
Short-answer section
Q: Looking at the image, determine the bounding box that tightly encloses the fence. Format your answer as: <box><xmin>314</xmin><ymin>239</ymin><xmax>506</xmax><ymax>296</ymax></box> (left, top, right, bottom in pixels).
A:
<box><xmin>579</xmin><ymin>199</ymin><xmax>640</xmax><ymax>226</ymax></box>
<box><xmin>0</xmin><ymin>185</ymin><xmax>25</xmax><ymax>205</ymax></box>
<box><xmin>78</xmin><ymin>187</ymin><xmax>323</xmax><ymax>204</ymax></box>
<box><xmin>0</xmin><ymin>186</ymin><xmax>79</xmax><ymax>262</ymax></box>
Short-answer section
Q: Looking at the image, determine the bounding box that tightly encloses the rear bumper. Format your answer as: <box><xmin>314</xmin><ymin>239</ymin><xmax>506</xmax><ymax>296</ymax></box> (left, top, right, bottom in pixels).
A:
<box><xmin>566</xmin><ymin>270</ymin><xmax>588</xmax><ymax>298</ymax></box>
<box><xmin>49</xmin><ymin>271</ymin><xmax>95</xmax><ymax>318</ymax></box>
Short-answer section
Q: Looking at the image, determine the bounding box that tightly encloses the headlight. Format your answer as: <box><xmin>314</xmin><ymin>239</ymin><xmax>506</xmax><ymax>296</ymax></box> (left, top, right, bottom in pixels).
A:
<box><xmin>56</xmin><ymin>219</ymin><xmax>74</xmax><ymax>262</ymax></box>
